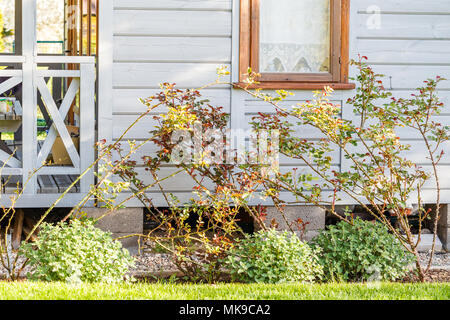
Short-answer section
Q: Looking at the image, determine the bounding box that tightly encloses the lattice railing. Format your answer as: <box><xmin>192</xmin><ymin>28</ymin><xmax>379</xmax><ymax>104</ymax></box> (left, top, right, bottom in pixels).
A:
<box><xmin>0</xmin><ymin>55</ymin><xmax>95</xmax><ymax>196</ymax></box>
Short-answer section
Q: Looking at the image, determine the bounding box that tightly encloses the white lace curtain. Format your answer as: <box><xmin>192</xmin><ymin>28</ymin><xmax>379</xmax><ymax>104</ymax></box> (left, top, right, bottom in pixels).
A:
<box><xmin>260</xmin><ymin>0</ymin><xmax>331</xmax><ymax>73</ymax></box>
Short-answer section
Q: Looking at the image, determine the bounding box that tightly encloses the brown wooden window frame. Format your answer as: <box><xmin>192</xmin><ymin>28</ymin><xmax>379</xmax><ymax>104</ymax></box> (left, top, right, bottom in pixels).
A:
<box><xmin>237</xmin><ymin>0</ymin><xmax>354</xmax><ymax>90</ymax></box>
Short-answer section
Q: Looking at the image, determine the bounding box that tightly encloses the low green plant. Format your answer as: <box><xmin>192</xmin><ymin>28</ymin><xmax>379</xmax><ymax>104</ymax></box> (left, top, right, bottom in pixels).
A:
<box><xmin>311</xmin><ymin>218</ymin><xmax>414</xmax><ymax>282</ymax></box>
<box><xmin>21</xmin><ymin>219</ymin><xmax>135</xmax><ymax>283</ymax></box>
<box><xmin>239</xmin><ymin>57</ymin><xmax>448</xmax><ymax>282</ymax></box>
<box><xmin>225</xmin><ymin>229</ymin><xmax>323</xmax><ymax>284</ymax></box>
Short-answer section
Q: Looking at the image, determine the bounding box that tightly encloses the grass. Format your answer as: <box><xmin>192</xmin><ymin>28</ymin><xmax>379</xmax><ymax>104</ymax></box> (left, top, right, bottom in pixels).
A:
<box><xmin>0</xmin><ymin>281</ymin><xmax>448</xmax><ymax>300</ymax></box>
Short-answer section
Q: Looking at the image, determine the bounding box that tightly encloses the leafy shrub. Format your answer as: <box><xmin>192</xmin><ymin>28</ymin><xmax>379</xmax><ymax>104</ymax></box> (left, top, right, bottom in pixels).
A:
<box><xmin>21</xmin><ymin>219</ymin><xmax>135</xmax><ymax>283</ymax></box>
<box><xmin>225</xmin><ymin>229</ymin><xmax>323</xmax><ymax>283</ymax></box>
<box><xmin>242</xmin><ymin>58</ymin><xmax>447</xmax><ymax>282</ymax></box>
<box><xmin>311</xmin><ymin>218</ymin><xmax>414</xmax><ymax>282</ymax></box>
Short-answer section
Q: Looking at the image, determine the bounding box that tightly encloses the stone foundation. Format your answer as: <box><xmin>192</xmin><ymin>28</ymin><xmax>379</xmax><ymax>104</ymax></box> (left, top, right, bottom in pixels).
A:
<box><xmin>83</xmin><ymin>208</ymin><xmax>144</xmax><ymax>255</ymax></box>
<box><xmin>256</xmin><ymin>206</ymin><xmax>326</xmax><ymax>241</ymax></box>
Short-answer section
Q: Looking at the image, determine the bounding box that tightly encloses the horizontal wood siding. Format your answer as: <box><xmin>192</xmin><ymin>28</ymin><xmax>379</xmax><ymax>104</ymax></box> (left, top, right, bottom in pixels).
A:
<box><xmin>114</xmin><ymin>37</ymin><xmax>231</xmax><ymax>63</ymax></box>
<box><xmin>355</xmin><ymin>40</ymin><xmax>450</xmax><ymax>64</ymax></box>
<box><xmin>355</xmin><ymin>0</ymin><xmax>450</xmax><ymax>13</ymax></box>
<box><xmin>113</xmin><ymin>88</ymin><xmax>231</xmax><ymax>114</ymax></box>
<box><xmin>113</xmin><ymin>10</ymin><xmax>231</xmax><ymax>36</ymax></box>
<box><xmin>110</xmin><ymin>0</ymin><xmax>232</xmax><ymax>197</ymax></box>
<box><xmin>107</xmin><ymin>0</ymin><xmax>450</xmax><ymax>206</ymax></box>
<box><xmin>348</xmin><ymin>0</ymin><xmax>450</xmax><ymax>202</ymax></box>
<box><xmin>113</xmin><ymin>0</ymin><xmax>232</xmax><ymax>10</ymax></box>
<box><xmin>356</xmin><ymin>14</ymin><xmax>450</xmax><ymax>39</ymax></box>
<box><xmin>113</xmin><ymin>63</ymin><xmax>230</xmax><ymax>88</ymax></box>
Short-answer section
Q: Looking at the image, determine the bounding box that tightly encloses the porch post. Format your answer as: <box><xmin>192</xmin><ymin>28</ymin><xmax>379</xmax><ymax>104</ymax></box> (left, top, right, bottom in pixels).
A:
<box><xmin>14</xmin><ymin>0</ymin><xmax>22</xmax><ymax>55</ymax></box>
<box><xmin>21</xmin><ymin>0</ymin><xmax>37</xmax><ymax>194</ymax></box>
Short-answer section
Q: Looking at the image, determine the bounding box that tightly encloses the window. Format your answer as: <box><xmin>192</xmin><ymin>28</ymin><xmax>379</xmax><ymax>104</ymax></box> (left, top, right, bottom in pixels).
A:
<box><xmin>238</xmin><ymin>0</ymin><xmax>354</xmax><ymax>90</ymax></box>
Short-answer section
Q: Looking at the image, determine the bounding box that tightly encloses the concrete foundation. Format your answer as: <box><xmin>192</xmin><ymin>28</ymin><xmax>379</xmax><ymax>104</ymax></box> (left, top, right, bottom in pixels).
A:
<box><xmin>256</xmin><ymin>206</ymin><xmax>326</xmax><ymax>241</ymax></box>
<box><xmin>412</xmin><ymin>234</ymin><xmax>443</xmax><ymax>253</ymax></box>
<box><xmin>83</xmin><ymin>208</ymin><xmax>144</xmax><ymax>255</ymax></box>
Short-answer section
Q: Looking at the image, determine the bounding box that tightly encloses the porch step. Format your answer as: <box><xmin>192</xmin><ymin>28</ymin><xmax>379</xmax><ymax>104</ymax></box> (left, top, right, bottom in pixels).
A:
<box><xmin>37</xmin><ymin>174</ymin><xmax>80</xmax><ymax>194</ymax></box>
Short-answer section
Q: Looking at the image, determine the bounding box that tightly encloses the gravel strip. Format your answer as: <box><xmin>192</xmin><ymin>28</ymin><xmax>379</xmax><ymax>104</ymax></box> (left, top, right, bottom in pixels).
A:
<box><xmin>131</xmin><ymin>241</ymin><xmax>450</xmax><ymax>277</ymax></box>
<box><xmin>419</xmin><ymin>252</ymin><xmax>450</xmax><ymax>269</ymax></box>
<box><xmin>131</xmin><ymin>253</ymin><xmax>177</xmax><ymax>274</ymax></box>
<box><xmin>0</xmin><ymin>254</ymin><xmax>33</xmax><ymax>280</ymax></box>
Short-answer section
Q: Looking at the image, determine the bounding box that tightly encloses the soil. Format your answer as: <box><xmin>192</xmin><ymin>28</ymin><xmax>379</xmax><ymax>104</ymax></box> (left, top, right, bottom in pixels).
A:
<box><xmin>400</xmin><ymin>269</ymin><xmax>450</xmax><ymax>283</ymax></box>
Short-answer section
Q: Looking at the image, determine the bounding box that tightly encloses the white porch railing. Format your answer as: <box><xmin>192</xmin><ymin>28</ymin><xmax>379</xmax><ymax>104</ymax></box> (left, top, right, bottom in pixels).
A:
<box><xmin>0</xmin><ymin>55</ymin><xmax>96</xmax><ymax>196</ymax></box>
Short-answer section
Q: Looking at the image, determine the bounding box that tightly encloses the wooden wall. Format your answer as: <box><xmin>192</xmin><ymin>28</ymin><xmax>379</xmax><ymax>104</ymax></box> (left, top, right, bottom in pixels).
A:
<box><xmin>98</xmin><ymin>0</ymin><xmax>450</xmax><ymax>206</ymax></box>
<box><xmin>100</xmin><ymin>0</ymin><xmax>232</xmax><ymax>205</ymax></box>
<box><xmin>352</xmin><ymin>0</ymin><xmax>450</xmax><ymax>202</ymax></box>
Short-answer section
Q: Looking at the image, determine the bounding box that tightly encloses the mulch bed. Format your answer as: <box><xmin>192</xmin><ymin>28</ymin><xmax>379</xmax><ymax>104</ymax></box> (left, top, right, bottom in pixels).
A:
<box><xmin>400</xmin><ymin>269</ymin><xmax>450</xmax><ymax>283</ymax></box>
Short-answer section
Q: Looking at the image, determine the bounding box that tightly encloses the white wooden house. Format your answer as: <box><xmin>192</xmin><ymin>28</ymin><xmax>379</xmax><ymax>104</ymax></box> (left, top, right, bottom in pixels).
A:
<box><xmin>0</xmin><ymin>1</ymin><xmax>450</xmax><ymax>247</ymax></box>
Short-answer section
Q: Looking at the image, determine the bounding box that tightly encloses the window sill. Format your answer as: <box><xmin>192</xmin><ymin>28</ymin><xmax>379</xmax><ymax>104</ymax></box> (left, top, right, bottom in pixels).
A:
<box><xmin>233</xmin><ymin>82</ymin><xmax>356</xmax><ymax>91</ymax></box>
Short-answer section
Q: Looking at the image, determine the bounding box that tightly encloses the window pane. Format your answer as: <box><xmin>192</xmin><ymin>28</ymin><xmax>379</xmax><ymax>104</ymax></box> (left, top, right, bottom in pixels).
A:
<box><xmin>37</xmin><ymin>0</ymin><xmax>64</xmax><ymax>54</ymax></box>
<box><xmin>0</xmin><ymin>0</ymin><xmax>15</xmax><ymax>53</ymax></box>
<box><xmin>260</xmin><ymin>0</ymin><xmax>330</xmax><ymax>74</ymax></box>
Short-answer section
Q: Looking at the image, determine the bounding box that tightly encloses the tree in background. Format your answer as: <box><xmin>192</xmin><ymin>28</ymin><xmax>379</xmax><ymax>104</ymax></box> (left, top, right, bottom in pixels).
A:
<box><xmin>0</xmin><ymin>0</ymin><xmax>14</xmax><ymax>53</ymax></box>
<box><xmin>0</xmin><ymin>0</ymin><xmax>63</xmax><ymax>54</ymax></box>
<box><xmin>36</xmin><ymin>0</ymin><xmax>64</xmax><ymax>46</ymax></box>
<box><xmin>0</xmin><ymin>10</ymin><xmax>5</xmax><ymax>52</ymax></box>
<box><xmin>0</xmin><ymin>10</ymin><xmax>13</xmax><ymax>53</ymax></box>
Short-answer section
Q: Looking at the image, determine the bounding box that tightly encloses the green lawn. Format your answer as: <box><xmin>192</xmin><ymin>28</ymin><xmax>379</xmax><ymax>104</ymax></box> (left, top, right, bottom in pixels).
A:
<box><xmin>0</xmin><ymin>282</ymin><xmax>448</xmax><ymax>300</ymax></box>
